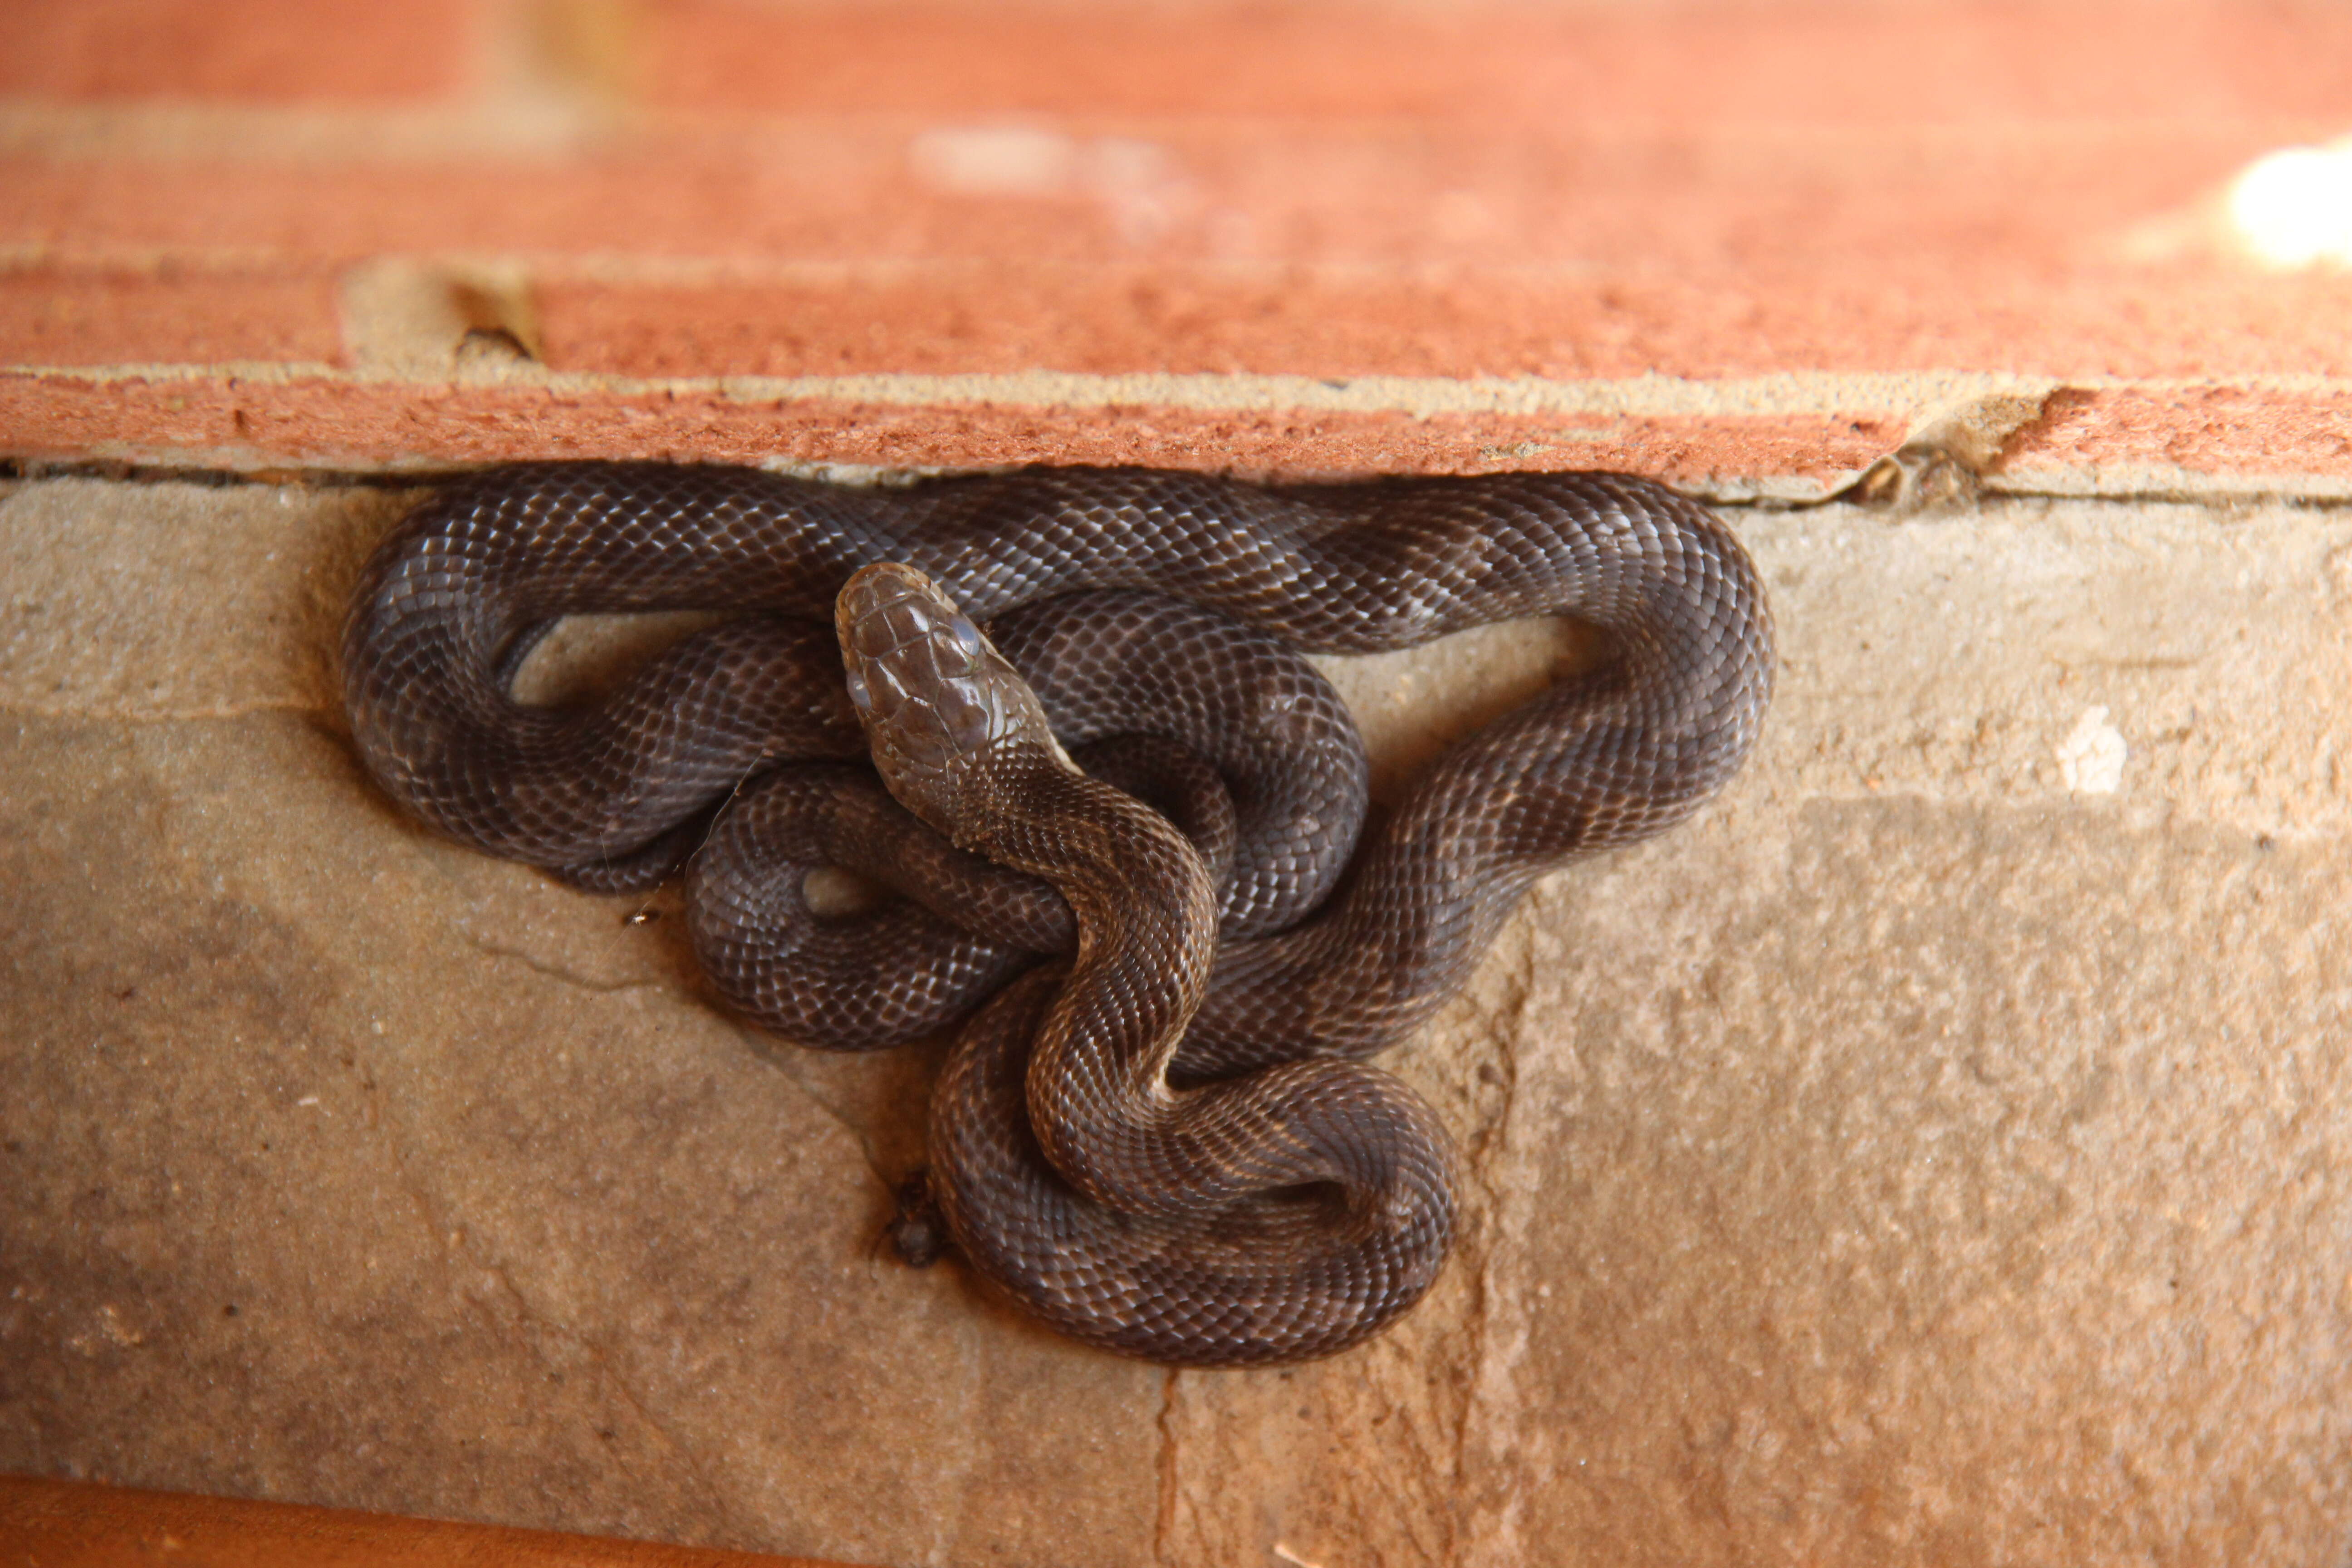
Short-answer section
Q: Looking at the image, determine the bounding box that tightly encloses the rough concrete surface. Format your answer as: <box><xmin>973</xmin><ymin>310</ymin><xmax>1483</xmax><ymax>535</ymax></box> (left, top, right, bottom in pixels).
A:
<box><xmin>4</xmin><ymin>475</ymin><xmax>2351</xmax><ymax>1567</ymax></box>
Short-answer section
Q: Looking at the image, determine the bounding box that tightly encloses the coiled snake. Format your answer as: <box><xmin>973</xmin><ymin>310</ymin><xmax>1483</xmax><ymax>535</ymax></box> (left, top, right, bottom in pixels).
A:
<box><xmin>342</xmin><ymin>462</ymin><xmax>1775</xmax><ymax>1366</ymax></box>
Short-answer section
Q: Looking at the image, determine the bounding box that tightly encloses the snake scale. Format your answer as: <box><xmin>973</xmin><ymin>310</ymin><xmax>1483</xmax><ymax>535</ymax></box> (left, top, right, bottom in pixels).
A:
<box><xmin>342</xmin><ymin>461</ymin><xmax>1775</xmax><ymax>1366</ymax></box>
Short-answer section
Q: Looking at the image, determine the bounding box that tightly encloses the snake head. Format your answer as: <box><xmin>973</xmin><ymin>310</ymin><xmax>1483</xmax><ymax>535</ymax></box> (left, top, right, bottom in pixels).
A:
<box><xmin>835</xmin><ymin>562</ymin><xmax>1067</xmax><ymax>841</ymax></box>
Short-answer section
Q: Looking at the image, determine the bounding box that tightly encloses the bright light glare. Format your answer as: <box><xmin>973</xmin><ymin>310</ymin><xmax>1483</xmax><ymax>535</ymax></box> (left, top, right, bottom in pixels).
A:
<box><xmin>2228</xmin><ymin>137</ymin><xmax>2352</xmax><ymax>267</ymax></box>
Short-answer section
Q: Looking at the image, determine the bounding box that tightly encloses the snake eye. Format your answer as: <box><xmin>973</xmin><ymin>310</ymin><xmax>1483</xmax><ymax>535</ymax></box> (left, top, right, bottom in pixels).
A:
<box><xmin>843</xmin><ymin>666</ymin><xmax>871</xmax><ymax>711</ymax></box>
<box><xmin>947</xmin><ymin>614</ymin><xmax>985</xmax><ymax>660</ymax></box>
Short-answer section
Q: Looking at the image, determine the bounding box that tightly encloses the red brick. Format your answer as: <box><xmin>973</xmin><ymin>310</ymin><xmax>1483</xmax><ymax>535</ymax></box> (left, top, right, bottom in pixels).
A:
<box><xmin>634</xmin><ymin>0</ymin><xmax>2352</xmax><ymax>125</ymax></box>
<box><xmin>10</xmin><ymin>116</ymin><xmax>2347</xmax><ymax>384</ymax></box>
<box><xmin>9</xmin><ymin>369</ymin><xmax>2348</xmax><ymax>489</ymax></box>
<box><xmin>4</xmin><ymin>0</ymin><xmax>2347</xmax><ymax>483</ymax></box>
<box><xmin>0</xmin><ymin>0</ymin><xmax>480</xmax><ymax>103</ymax></box>
<box><xmin>2005</xmin><ymin>386</ymin><xmax>2352</xmax><ymax>481</ymax></box>
<box><xmin>0</xmin><ymin>371</ymin><xmax>1891</xmax><ymax>485</ymax></box>
<box><xmin>532</xmin><ymin>263</ymin><xmax>2352</xmax><ymax>382</ymax></box>
<box><xmin>0</xmin><ymin>264</ymin><xmax>344</xmax><ymax>366</ymax></box>
<box><xmin>0</xmin><ymin>121</ymin><xmax>2276</xmax><ymax>272</ymax></box>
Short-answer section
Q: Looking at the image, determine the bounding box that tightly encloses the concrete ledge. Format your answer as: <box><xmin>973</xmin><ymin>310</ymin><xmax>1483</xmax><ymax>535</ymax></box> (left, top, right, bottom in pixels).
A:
<box><xmin>5</xmin><ymin>475</ymin><xmax>2351</xmax><ymax>1563</ymax></box>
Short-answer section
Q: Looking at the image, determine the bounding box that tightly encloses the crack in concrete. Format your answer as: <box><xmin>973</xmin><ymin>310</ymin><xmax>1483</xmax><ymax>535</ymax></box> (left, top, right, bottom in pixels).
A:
<box><xmin>914</xmin><ymin>1320</ymin><xmax>988</xmax><ymax>1568</ymax></box>
<box><xmin>471</xmin><ymin>1257</ymin><xmax>751</xmax><ymax>1541</ymax></box>
<box><xmin>333</xmin><ymin>1030</ymin><xmax>462</xmax><ymax>1287</ymax></box>
<box><xmin>1448</xmin><ymin>914</ymin><xmax>1541</xmax><ymax>1568</ymax></box>
<box><xmin>727</xmin><ymin>1022</ymin><xmax>895</xmax><ymax>1191</ymax></box>
<box><xmin>1152</xmin><ymin>1368</ymin><xmax>1183</xmax><ymax>1567</ymax></box>
<box><xmin>463</xmin><ymin>937</ymin><xmax>667</xmax><ymax>997</ymax></box>
<box><xmin>343</xmin><ymin>1022</ymin><xmax>754</xmax><ymax>1542</ymax></box>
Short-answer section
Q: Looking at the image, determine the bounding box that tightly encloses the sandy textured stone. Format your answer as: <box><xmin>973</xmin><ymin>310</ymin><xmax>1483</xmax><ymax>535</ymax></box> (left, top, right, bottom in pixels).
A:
<box><xmin>5</xmin><ymin>476</ymin><xmax>2351</xmax><ymax>1566</ymax></box>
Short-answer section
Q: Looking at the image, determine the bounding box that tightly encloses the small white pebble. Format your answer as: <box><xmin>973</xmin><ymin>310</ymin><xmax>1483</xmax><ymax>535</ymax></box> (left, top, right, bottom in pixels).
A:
<box><xmin>2058</xmin><ymin>706</ymin><xmax>2127</xmax><ymax>795</ymax></box>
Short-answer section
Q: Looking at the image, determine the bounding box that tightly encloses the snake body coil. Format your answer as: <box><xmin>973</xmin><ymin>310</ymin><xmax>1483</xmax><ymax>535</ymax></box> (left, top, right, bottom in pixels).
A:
<box><xmin>343</xmin><ymin>461</ymin><xmax>1775</xmax><ymax>1365</ymax></box>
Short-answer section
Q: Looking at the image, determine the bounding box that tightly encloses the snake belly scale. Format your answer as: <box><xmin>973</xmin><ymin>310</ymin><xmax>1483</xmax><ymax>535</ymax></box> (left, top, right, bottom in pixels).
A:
<box><xmin>342</xmin><ymin>461</ymin><xmax>1776</xmax><ymax>1366</ymax></box>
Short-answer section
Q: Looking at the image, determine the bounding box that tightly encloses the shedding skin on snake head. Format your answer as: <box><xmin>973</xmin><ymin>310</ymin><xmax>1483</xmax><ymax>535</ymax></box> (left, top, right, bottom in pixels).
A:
<box><xmin>341</xmin><ymin>461</ymin><xmax>1776</xmax><ymax>1365</ymax></box>
<box><xmin>838</xmin><ymin>562</ymin><xmax>1457</xmax><ymax>1364</ymax></box>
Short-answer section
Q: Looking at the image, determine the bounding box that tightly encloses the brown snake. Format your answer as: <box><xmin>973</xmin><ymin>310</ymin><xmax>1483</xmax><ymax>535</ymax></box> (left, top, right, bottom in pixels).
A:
<box><xmin>342</xmin><ymin>462</ymin><xmax>1775</xmax><ymax>1366</ymax></box>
